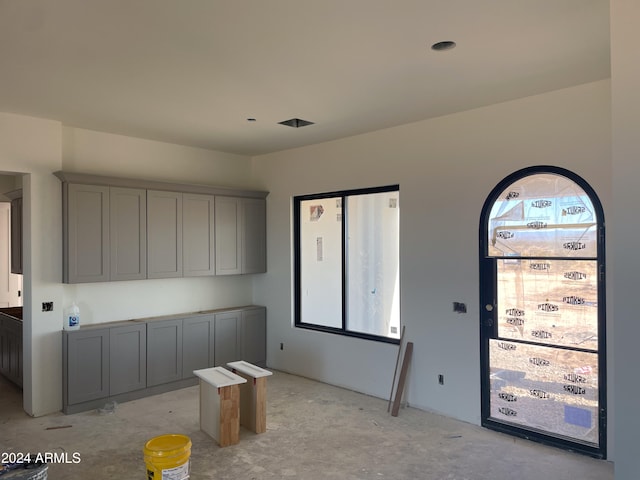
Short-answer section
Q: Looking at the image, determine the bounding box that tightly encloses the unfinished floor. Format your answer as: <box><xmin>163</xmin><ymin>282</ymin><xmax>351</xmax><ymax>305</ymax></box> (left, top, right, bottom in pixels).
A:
<box><xmin>1</xmin><ymin>371</ymin><xmax>613</xmax><ymax>480</ymax></box>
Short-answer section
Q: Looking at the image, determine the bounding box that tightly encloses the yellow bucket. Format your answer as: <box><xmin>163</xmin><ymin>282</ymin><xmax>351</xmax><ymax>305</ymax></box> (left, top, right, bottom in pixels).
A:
<box><xmin>143</xmin><ymin>434</ymin><xmax>192</xmax><ymax>480</ymax></box>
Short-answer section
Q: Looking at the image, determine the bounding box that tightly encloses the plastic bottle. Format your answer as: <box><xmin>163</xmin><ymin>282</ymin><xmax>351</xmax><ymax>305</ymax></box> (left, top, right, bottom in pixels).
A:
<box><xmin>64</xmin><ymin>302</ymin><xmax>81</xmax><ymax>331</ymax></box>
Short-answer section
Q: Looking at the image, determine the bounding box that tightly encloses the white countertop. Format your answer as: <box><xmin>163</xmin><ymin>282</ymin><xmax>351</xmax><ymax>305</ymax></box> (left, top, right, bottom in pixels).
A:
<box><xmin>227</xmin><ymin>360</ymin><xmax>273</xmax><ymax>378</ymax></box>
<box><xmin>193</xmin><ymin>366</ymin><xmax>247</xmax><ymax>387</ymax></box>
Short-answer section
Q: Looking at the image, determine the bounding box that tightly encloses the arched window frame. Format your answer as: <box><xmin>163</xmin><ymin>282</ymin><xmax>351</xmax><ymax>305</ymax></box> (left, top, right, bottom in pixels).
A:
<box><xmin>479</xmin><ymin>165</ymin><xmax>607</xmax><ymax>459</ymax></box>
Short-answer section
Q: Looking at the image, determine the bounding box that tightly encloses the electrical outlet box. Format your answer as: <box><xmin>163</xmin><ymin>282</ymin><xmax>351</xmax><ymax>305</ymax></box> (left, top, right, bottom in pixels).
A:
<box><xmin>453</xmin><ymin>302</ymin><xmax>467</xmax><ymax>313</ymax></box>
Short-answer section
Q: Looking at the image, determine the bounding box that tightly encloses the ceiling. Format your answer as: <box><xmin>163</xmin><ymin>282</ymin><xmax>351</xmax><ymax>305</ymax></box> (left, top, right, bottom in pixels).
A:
<box><xmin>0</xmin><ymin>1</ymin><xmax>610</xmax><ymax>157</ymax></box>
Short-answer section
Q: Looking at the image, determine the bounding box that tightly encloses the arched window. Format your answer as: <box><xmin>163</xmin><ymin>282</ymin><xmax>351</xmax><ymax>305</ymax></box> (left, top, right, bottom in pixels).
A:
<box><xmin>479</xmin><ymin>166</ymin><xmax>606</xmax><ymax>458</ymax></box>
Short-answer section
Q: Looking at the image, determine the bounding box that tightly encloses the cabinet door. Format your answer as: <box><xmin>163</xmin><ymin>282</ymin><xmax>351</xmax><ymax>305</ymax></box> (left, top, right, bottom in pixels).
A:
<box><xmin>214</xmin><ymin>196</ymin><xmax>242</xmax><ymax>275</ymax></box>
<box><xmin>214</xmin><ymin>311</ymin><xmax>241</xmax><ymax>366</ymax></box>
<box><xmin>65</xmin><ymin>329</ymin><xmax>109</xmax><ymax>405</ymax></box>
<box><xmin>147</xmin><ymin>190</ymin><xmax>183</xmax><ymax>278</ymax></box>
<box><xmin>241</xmin><ymin>307</ymin><xmax>267</xmax><ymax>366</ymax></box>
<box><xmin>6</xmin><ymin>319</ymin><xmax>22</xmax><ymax>386</ymax></box>
<box><xmin>147</xmin><ymin>319</ymin><xmax>183</xmax><ymax>386</ymax></box>
<box><xmin>65</xmin><ymin>184</ymin><xmax>110</xmax><ymax>283</ymax></box>
<box><xmin>0</xmin><ymin>318</ymin><xmax>6</xmax><ymax>376</ymax></box>
<box><xmin>110</xmin><ymin>187</ymin><xmax>147</xmax><ymax>281</ymax></box>
<box><xmin>242</xmin><ymin>198</ymin><xmax>266</xmax><ymax>274</ymax></box>
<box><xmin>9</xmin><ymin>195</ymin><xmax>22</xmax><ymax>275</ymax></box>
<box><xmin>182</xmin><ymin>315</ymin><xmax>213</xmax><ymax>378</ymax></box>
<box><xmin>110</xmin><ymin>323</ymin><xmax>146</xmax><ymax>395</ymax></box>
<box><xmin>183</xmin><ymin>194</ymin><xmax>215</xmax><ymax>277</ymax></box>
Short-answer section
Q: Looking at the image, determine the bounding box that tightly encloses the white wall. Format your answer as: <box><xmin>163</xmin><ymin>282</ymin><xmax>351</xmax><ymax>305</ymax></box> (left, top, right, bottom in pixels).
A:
<box><xmin>60</xmin><ymin>127</ymin><xmax>258</xmax><ymax>325</ymax></box>
<box><xmin>611</xmin><ymin>1</ymin><xmax>640</xmax><ymax>478</ymax></box>
<box><xmin>61</xmin><ymin>127</ymin><xmax>256</xmax><ymax>189</ymax></box>
<box><xmin>253</xmin><ymin>80</ymin><xmax>612</xmax><ymax>448</ymax></box>
<box><xmin>0</xmin><ymin>121</ymin><xmax>258</xmax><ymax>416</ymax></box>
<box><xmin>0</xmin><ymin>112</ymin><xmax>63</xmax><ymax>416</ymax></box>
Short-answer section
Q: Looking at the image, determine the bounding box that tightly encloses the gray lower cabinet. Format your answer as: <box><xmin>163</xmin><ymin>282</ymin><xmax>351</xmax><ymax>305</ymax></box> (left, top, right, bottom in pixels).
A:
<box><xmin>0</xmin><ymin>315</ymin><xmax>23</xmax><ymax>387</ymax></box>
<box><xmin>182</xmin><ymin>314</ymin><xmax>214</xmax><ymax>378</ymax></box>
<box><xmin>109</xmin><ymin>323</ymin><xmax>146</xmax><ymax>395</ymax></box>
<box><xmin>63</xmin><ymin>306</ymin><xmax>266</xmax><ymax>413</ymax></box>
<box><xmin>214</xmin><ymin>310</ymin><xmax>241</xmax><ymax>366</ymax></box>
<box><xmin>0</xmin><ymin>322</ymin><xmax>5</xmax><ymax>377</ymax></box>
<box><xmin>213</xmin><ymin>306</ymin><xmax>266</xmax><ymax>367</ymax></box>
<box><xmin>64</xmin><ymin>322</ymin><xmax>147</xmax><ymax>410</ymax></box>
<box><xmin>147</xmin><ymin>318</ymin><xmax>183</xmax><ymax>386</ymax></box>
<box><xmin>240</xmin><ymin>307</ymin><xmax>267</xmax><ymax>366</ymax></box>
<box><xmin>64</xmin><ymin>328</ymin><xmax>110</xmax><ymax>406</ymax></box>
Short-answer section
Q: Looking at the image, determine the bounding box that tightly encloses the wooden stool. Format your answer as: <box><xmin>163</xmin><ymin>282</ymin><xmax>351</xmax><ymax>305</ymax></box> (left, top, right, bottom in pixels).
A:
<box><xmin>227</xmin><ymin>361</ymin><xmax>273</xmax><ymax>433</ymax></box>
<box><xmin>193</xmin><ymin>367</ymin><xmax>247</xmax><ymax>447</ymax></box>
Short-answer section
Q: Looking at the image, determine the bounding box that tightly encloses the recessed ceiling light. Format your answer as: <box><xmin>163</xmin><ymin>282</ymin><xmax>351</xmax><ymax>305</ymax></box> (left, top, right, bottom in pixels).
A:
<box><xmin>278</xmin><ymin>118</ymin><xmax>315</xmax><ymax>128</ymax></box>
<box><xmin>431</xmin><ymin>41</ymin><xmax>456</xmax><ymax>51</ymax></box>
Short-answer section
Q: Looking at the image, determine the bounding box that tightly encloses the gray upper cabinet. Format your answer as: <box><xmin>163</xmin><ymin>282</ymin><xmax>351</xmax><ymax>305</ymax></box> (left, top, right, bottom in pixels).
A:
<box><xmin>110</xmin><ymin>187</ymin><xmax>147</xmax><ymax>281</ymax></box>
<box><xmin>215</xmin><ymin>196</ymin><xmax>266</xmax><ymax>275</ymax></box>
<box><xmin>109</xmin><ymin>323</ymin><xmax>146</xmax><ymax>395</ymax></box>
<box><xmin>147</xmin><ymin>190</ymin><xmax>183</xmax><ymax>279</ymax></box>
<box><xmin>242</xmin><ymin>198</ymin><xmax>267</xmax><ymax>274</ymax></box>
<box><xmin>55</xmin><ymin>172</ymin><xmax>267</xmax><ymax>283</ymax></box>
<box><xmin>214</xmin><ymin>196</ymin><xmax>242</xmax><ymax>275</ymax></box>
<box><xmin>64</xmin><ymin>183</ymin><xmax>110</xmax><ymax>283</ymax></box>
<box><xmin>183</xmin><ymin>194</ymin><xmax>215</xmax><ymax>277</ymax></box>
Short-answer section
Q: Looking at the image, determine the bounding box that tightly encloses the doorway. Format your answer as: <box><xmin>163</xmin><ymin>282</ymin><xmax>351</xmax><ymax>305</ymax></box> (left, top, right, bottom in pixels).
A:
<box><xmin>0</xmin><ymin>174</ymin><xmax>24</xmax><ymax>401</ymax></box>
<box><xmin>479</xmin><ymin>166</ymin><xmax>606</xmax><ymax>458</ymax></box>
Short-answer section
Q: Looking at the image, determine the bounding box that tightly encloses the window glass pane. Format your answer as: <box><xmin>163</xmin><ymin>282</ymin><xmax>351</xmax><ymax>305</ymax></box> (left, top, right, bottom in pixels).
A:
<box><xmin>488</xmin><ymin>174</ymin><xmax>597</xmax><ymax>257</ymax></box>
<box><xmin>346</xmin><ymin>191</ymin><xmax>400</xmax><ymax>339</ymax></box>
<box><xmin>299</xmin><ymin>197</ymin><xmax>342</xmax><ymax>328</ymax></box>
<box><xmin>497</xmin><ymin>259</ymin><xmax>598</xmax><ymax>350</ymax></box>
<box><xmin>489</xmin><ymin>340</ymin><xmax>598</xmax><ymax>446</ymax></box>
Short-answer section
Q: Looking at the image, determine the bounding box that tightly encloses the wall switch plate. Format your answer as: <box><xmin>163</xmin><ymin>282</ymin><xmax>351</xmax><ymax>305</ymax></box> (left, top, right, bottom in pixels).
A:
<box><xmin>42</xmin><ymin>302</ymin><xmax>53</xmax><ymax>312</ymax></box>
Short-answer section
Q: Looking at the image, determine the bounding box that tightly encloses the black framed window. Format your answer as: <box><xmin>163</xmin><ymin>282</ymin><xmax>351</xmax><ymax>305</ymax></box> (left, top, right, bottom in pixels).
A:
<box><xmin>294</xmin><ymin>185</ymin><xmax>400</xmax><ymax>343</ymax></box>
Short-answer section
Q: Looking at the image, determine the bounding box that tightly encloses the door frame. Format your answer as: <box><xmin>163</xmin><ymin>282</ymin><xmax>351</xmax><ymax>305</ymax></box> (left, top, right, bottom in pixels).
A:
<box><xmin>479</xmin><ymin>165</ymin><xmax>607</xmax><ymax>459</ymax></box>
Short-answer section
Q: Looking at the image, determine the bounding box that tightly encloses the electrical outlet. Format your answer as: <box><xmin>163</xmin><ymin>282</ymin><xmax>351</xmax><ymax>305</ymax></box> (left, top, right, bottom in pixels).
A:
<box><xmin>42</xmin><ymin>302</ymin><xmax>53</xmax><ymax>312</ymax></box>
<box><xmin>438</xmin><ymin>374</ymin><xmax>444</xmax><ymax>385</ymax></box>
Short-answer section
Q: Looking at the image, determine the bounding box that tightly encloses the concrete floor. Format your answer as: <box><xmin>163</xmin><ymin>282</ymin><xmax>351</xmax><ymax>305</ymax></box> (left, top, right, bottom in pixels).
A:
<box><xmin>1</xmin><ymin>371</ymin><xmax>613</xmax><ymax>480</ymax></box>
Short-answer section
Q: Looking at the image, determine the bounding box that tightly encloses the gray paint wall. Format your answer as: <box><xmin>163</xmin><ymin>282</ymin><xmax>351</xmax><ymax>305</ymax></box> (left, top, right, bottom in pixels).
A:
<box><xmin>252</xmin><ymin>79</ymin><xmax>612</xmax><ymax>451</ymax></box>
<box><xmin>611</xmin><ymin>0</ymin><xmax>640</xmax><ymax>478</ymax></box>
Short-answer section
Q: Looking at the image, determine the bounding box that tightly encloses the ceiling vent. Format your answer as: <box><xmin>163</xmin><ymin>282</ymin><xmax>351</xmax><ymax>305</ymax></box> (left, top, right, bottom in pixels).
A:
<box><xmin>278</xmin><ymin>118</ymin><xmax>315</xmax><ymax>128</ymax></box>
